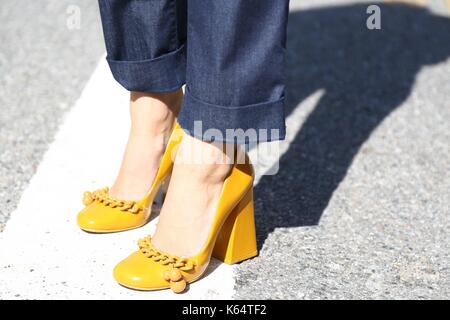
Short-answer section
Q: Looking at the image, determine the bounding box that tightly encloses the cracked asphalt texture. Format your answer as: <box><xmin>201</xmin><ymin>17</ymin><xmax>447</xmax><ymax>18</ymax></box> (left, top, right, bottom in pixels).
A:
<box><xmin>0</xmin><ymin>1</ymin><xmax>104</xmax><ymax>229</ymax></box>
<box><xmin>1</xmin><ymin>0</ymin><xmax>450</xmax><ymax>299</ymax></box>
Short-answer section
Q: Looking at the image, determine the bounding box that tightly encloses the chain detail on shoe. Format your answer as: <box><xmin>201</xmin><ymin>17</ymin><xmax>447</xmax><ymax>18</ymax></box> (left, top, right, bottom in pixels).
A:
<box><xmin>138</xmin><ymin>236</ymin><xmax>195</xmax><ymax>270</ymax></box>
<box><xmin>82</xmin><ymin>187</ymin><xmax>143</xmax><ymax>213</ymax></box>
<box><xmin>138</xmin><ymin>236</ymin><xmax>195</xmax><ymax>293</ymax></box>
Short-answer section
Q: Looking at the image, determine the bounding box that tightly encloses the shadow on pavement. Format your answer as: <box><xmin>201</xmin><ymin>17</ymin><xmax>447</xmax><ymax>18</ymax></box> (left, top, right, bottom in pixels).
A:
<box><xmin>254</xmin><ymin>3</ymin><xmax>450</xmax><ymax>249</ymax></box>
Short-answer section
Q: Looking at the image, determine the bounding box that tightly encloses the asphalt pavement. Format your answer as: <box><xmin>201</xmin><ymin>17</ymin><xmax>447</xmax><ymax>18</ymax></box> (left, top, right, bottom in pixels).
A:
<box><xmin>0</xmin><ymin>0</ymin><xmax>104</xmax><ymax>228</ymax></box>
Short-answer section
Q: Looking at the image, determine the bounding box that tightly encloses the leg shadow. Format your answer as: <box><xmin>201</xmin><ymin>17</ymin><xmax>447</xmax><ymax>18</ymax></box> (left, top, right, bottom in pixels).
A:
<box><xmin>254</xmin><ymin>3</ymin><xmax>450</xmax><ymax>249</ymax></box>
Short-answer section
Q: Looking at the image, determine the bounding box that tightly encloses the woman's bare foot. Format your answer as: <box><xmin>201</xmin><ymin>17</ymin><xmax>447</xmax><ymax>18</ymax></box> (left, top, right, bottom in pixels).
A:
<box><xmin>152</xmin><ymin>134</ymin><xmax>233</xmax><ymax>257</ymax></box>
<box><xmin>109</xmin><ymin>90</ymin><xmax>183</xmax><ymax>200</ymax></box>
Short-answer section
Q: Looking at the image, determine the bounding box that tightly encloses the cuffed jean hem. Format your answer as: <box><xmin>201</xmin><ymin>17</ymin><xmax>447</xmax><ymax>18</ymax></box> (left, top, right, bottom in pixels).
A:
<box><xmin>106</xmin><ymin>45</ymin><xmax>186</xmax><ymax>93</ymax></box>
<box><xmin>178</xmin><ymin>88</ymin><xmax>286</xmax><ymax>144</ymax></box>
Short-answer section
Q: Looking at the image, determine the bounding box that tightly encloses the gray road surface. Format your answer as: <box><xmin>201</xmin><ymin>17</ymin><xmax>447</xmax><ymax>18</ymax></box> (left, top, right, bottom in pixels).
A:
<box><xmin>0</xmin><ymin>1</ymin><xmax>104</xmax><ymax>228</ymax></box>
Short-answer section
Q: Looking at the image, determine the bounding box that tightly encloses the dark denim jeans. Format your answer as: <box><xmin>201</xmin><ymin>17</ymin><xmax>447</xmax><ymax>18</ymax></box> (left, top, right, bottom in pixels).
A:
<box><xmin>98</xmin><ymin>0</ymin><xmax>289</xmax><ymax>143</ymax></box>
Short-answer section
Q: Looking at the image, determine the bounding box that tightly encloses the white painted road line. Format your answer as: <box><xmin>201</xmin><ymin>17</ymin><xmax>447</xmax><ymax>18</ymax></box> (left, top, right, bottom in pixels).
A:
<box><xmin>0</xmin><ymin>59</ymin><xmax>232</xmax><ymax>299</ymax></box>
<box><xmin>0</xmin><ymin>57</ymin><xmax>310</xmax><ymax>299</ymax></box>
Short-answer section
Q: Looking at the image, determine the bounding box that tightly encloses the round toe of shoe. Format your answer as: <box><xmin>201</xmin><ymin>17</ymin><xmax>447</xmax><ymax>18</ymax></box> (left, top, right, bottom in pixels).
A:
<box><xmin>77</xmin><ymin>203</ymin><xmax>144</xmax><ymax>233</ymax></box>
<box><xmin>113</xmin><ymin>251</ymin><xmax>169</xmax><ymax>291</ymax></box>
<box><xmin>77</xmin><ymin>204</ymin><xmax>117</xmax><ymax>233</ymax></box>
<box><xmin>77</xmin><ymin>206</ymin><xmax>101</xmax><ymax>231</ymax></box>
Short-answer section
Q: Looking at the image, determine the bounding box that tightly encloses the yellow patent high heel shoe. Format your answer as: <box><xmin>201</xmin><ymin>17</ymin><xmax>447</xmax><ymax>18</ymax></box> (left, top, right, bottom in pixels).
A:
<box><xmin>76</xmin><ymin>123</ymin><xmax>182</xmax><ymax>233</ymax></box>
<box><xmin>113</xmin><ymin>144</ymin><xmax>258</xmax><ymax>293</ymax></box>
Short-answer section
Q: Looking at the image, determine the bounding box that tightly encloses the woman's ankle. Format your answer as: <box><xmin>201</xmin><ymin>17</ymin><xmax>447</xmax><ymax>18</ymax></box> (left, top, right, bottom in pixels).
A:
<box><xmin>175</xmin><ymin>135</ymin><xmax>234</xmax><ymax>183</ymax></box>
<box><xmin>129</xmin><ymin>89</ymin><xmax>183</xmax><ymax>143</ymax></box>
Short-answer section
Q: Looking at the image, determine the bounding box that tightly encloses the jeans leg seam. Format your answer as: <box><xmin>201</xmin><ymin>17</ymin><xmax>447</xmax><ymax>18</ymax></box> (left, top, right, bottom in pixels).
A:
<box><xmin>184</xmin><ymin>87</ymin><xmax>286</xmax><ymax>110</ymax></box>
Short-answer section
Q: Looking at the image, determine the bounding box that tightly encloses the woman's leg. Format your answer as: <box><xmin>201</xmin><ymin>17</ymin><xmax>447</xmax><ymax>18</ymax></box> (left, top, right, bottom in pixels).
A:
<box><xmin>152</xmin><ymin>0</ymin><xmax>289</xmax><ymax>256</ymax></box>
<box><xmin>109</xmin><ymin>91</ymin><xmax>182</xmax><ymax>200</ymax></box>
<box><xmin>179</xmin><ymin>0</ymin><xmax>289</xmax><ymax>144</ymax></box>
<box><xmin>97</xmin><ymin>0</ymin><xmax>187</xmax><ymax>199</ymax></box>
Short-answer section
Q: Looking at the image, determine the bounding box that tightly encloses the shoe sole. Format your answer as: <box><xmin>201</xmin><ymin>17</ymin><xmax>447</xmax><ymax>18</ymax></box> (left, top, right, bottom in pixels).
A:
<box><xmin>79</xmin><ymin>222</ymin><xmax>148</xmax><ymax>234</ymax></box>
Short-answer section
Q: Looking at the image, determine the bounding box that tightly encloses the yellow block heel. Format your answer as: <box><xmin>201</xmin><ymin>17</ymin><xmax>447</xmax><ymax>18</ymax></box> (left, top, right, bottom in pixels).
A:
<box><xmin>212</xmin><ymin>188</ymin><xmax>258</xmax><ymax>264</ymax></box>
<box><xmin>76</xmin><ymin>123</ymin><xmax>182</xmax><ymax>233</ymax></box>
<box><xmin>113</xmin><ymin>135</ymin><xmax>258</xmax><ymax>293</ymax></box>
